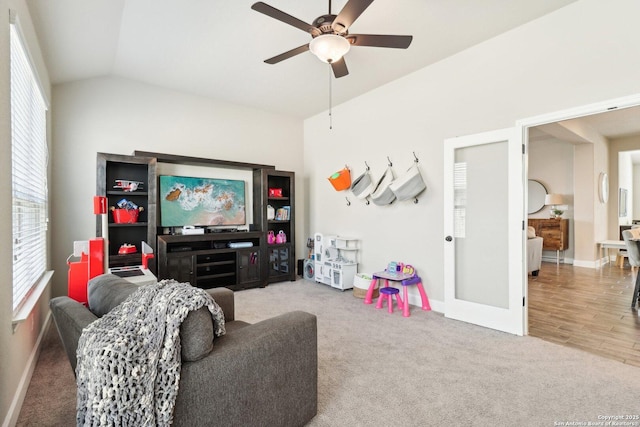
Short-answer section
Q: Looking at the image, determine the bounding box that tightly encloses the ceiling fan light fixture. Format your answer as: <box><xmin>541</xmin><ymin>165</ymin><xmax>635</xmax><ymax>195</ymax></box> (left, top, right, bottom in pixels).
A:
<box><xmin>309</xmin><ymin>34</ymin><xmax>351</xmax><ymax>63</ymax></box>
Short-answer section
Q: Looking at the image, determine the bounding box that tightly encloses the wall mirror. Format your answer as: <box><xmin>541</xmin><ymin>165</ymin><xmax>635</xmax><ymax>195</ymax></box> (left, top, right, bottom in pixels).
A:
<box><xmin>598</xmin><ymin>172</ymin><xmax>609</xmax><ymax>203</ymax></box>
<box><xmin>528</xmin><ymin>179</ymin><xmax>547</xmax><ymax>214</ymax></box>
<box><xmin>619</xmin><ymin>188</ymin><xmax>628</xmax><ymax>217</ymax></box>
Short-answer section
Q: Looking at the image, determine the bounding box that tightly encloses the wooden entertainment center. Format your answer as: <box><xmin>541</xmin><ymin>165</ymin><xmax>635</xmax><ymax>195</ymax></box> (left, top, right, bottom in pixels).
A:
<box><xmin>96</xmin><ymin>151</ymin><xmax>295</xmax><ymax>290</ymax></box>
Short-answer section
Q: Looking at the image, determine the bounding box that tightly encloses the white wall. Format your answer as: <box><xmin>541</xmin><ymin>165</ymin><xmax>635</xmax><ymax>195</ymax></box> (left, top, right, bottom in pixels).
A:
<box><xmin>633</xmin><ymin>163</ymin><xmax>640</xmax><ymax>219</ymax></box>
<box><xmin>1</xmin><ymin>0</ymin><xmax>53</xmax><ymax>425</ymax></box>
<box><xmin>50</xmin><ymin>76</ymin><xmax>304</xmax><ymax>297</ymax></box>
<box><xmin>528</xmin><ymin>138</ymin><xmax>575</xmax><ymax>261</ymax></box>
<box><xmin>618</xmin><ymin>152</ymin><xmax>633</xmax><ymax>225</ymax></box>
<box><xmin>591</xmin><ymin>133</ymin><xmax>609</xmax><ymax>262</ymax></box>
<box><xmin>304</xmin><ymin>0</ymin><xmax>640</xmax><ymax>304</ymax></box>
<box><xmin>609</xmin><ymin>135</ymin><xmax>640</xmax><ymax>239</ymax></box>
<box><xmin>572</xmin><ymin>141</ymin><xmax>607</xmax><ymax>266</ymax></box>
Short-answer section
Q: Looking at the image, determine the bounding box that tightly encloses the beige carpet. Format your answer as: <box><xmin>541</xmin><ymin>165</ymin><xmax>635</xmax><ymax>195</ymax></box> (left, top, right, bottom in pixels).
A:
<box><xmin>18</xmin><ymin>279</ymin><xmax>640</xmax><ymax>426</ymax></box>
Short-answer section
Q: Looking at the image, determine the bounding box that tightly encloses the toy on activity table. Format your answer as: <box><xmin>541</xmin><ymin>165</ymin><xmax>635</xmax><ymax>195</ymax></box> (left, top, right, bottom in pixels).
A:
<box><xmin>386</xmin><ymin>262</ymin><xmax>415</xmax><ymax>276</ymax></box>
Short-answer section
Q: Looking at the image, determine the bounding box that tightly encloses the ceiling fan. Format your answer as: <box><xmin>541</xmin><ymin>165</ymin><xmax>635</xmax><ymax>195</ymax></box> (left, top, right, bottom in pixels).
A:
<box><xmin>251</xmin><ymin>0</ymin><xmax>413</xmax><ymax>78</ymax></box>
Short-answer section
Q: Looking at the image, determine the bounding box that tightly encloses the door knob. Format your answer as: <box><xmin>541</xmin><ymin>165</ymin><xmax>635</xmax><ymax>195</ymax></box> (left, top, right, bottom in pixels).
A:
<box><xmin>445</xmin><ymin>236</ymin><xmax>453</xmax><ymax>242</ymax></box>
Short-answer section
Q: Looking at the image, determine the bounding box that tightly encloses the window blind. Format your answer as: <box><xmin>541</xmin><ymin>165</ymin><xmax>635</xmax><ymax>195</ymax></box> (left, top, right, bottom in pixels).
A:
<box><xmin>10</xmin><ymin>21</ymin><xmax>49</xmax><ymax>313</ymax></box>
<box><xmin>453</xmin><ymin>162</ymin><xmax>466</xmax><ymax>238</ymax></box>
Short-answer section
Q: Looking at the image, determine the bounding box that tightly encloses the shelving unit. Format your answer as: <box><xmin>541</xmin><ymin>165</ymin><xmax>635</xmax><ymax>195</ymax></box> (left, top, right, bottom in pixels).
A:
<box><xmin>254</xmin><ymin>169</ymin><xmax>296</xmax><ymax>283</ymax></box>
<box><xmin>96</xmin><ymin>153</ymin><xmax>157</xmax><ymax>271</ymax></box>
<box><xmin>334</xmin><ymin>236</ymin><xmax>359</xmax><ymax>263</ymax></box>
<box><xmin>96</xmin><ymin>151</ymin><xmax>295</xmax><ymax>288</ymax></box>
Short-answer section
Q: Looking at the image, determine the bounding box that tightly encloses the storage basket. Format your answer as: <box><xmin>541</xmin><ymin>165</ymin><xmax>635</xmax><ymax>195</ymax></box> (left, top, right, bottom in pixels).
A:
<box><xmin>350</xmin><ymin>170</ymin><xmax>374</xmax><ymax>199</ymax></box>
<box><xmin>352</xmin><ymin>273</ymin><xmax>378</xmax><ymax>299</ymax></box>
<box><xmin>370</xmin><ymin>167</ymin><xmax>396</xmax><ymax>206</ymax></box>
<box><xmin>389</xmin><ymin>163</ymin><xmax>427</xmax><ymax>201</ymax></box>
<box><xmin>112</xmin><ymin>208</ymin><xmax>140</xmax><ymax>224</ymax></box>
<box><xmin>328</xmin><ymin>167</ymin><xmax>351</xmax><ymax>191</ymax></box>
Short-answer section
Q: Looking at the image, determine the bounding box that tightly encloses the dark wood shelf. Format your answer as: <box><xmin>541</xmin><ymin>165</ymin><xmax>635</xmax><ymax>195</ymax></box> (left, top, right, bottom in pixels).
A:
<box><xmin>97</xmin><ymin>153</ymin><xmax>157</xmax><ymax>273</ymax></box>
<box><xmin>254</xmin><ymin>169</ymin><xmax>295</xmax><ymax>283</ymax></box>
<box><xmin>109</xmin><ymin>222</ymin><xmax>148</xmax><ymax>227</ymax></box>
<box><xmin>107</xmin><ymin>190</ymin><xmax>148</xmax><ymax>196</ymax></box>
<box><xmin>199</xmin><ymin>260</ymin><xmax>235</xmax><ymax>268</ymax></box>
<box><xmin>108</xmin><ymin>253</ymin><xmax>142</xmax><ymax>264</ymax></box>
<box><xmin>199</xmin><ymin>272</ymin><xmax>235</xmax><ymax>280</ymax></box>
<box><xmin>134</xmin><ymin>150</ymin><xmax>275</xmax><ymax>170</ymax></box>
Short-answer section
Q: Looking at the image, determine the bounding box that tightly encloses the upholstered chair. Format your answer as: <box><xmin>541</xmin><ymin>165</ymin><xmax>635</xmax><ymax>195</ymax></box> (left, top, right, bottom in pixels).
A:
<box><xmin>621</xmin><ymin>229</ymin><xmax>640</xmax><ymax>308</ymax></box>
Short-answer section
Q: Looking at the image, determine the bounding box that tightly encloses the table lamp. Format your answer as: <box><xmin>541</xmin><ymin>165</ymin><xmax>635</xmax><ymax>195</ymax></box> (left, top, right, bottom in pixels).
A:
<box><xmin>545</xmin><ymin>193</ymin><xmax>564</xmax><ymax>218</ymax></box>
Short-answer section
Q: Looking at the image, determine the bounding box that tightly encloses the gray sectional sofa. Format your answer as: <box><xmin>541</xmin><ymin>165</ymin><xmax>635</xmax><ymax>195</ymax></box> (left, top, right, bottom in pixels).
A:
<box><xmin>49</xmin><ymin>274</ymin><xmax>318</xmax><ymax>426</ymax></box>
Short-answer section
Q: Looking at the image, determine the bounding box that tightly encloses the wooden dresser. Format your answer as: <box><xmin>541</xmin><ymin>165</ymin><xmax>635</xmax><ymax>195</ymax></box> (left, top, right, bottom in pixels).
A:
<box><xmin>528</xmin><ymin>218</ymin><xmax>569</xmax><ymax>263</ymax></box>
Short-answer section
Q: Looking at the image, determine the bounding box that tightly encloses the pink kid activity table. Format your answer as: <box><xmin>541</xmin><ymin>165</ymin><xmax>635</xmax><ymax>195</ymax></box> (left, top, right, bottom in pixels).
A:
<box><xmin>364</xmin><ymin>270</ymin><xmax>431</xmax><ymax>317</ymax></box>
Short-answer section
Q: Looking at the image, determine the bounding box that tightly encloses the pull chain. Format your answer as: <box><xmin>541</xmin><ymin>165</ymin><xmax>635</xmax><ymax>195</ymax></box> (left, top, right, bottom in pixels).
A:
<box><xmin>329</xmin><ymin>65</ymin><xmax>333</xmax><ymax>130</ymax></box>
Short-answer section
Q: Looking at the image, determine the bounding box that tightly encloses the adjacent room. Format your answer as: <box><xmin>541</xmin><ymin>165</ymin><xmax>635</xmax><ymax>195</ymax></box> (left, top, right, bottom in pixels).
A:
<box><xmin>2</xmin><ymin>0</ymin><xmax>640</xmax><ymax>425</ymax></box>
<box><xmin>526</xmin><ymin>107</ymin><xmax>640</xmax><ymax>365</ymax></box>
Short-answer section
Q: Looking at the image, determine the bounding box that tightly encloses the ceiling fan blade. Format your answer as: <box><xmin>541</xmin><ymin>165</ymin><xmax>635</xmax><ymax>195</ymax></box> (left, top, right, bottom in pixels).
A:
<box><xmin>252</xmin><ymin>2</ymin><xmax>320</xmax><ymax>36</ymax></box>
<box><xmin>331</xmin><ymin>57</ymin><xmax>349</xmax><ymax>78</ymax></box>
<box><xmin>332</xmin><ymin>0</ymin><xmax>374</xmax><ymax>33</ymax></box>
<box><xmin>346</xmin><ymin>34</ymin><xmax>413</xmax><ymax>49</ymax></box>
<box><xmin>264</xmin><ymin>44</ymin><xmax>310</xmax><ymax>64</ymax></box>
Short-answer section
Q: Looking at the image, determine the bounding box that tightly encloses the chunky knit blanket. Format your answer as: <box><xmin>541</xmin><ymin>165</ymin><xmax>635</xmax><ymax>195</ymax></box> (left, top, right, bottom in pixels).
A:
<box><xmin>75</xmin><ymin>280</ymin><xmax>225</xmax><ymax>426</ymax></box>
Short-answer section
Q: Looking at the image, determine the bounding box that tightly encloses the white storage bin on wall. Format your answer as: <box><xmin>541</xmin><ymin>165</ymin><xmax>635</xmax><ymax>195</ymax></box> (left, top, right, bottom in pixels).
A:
<box><xmin>389</xmin><ymin>163</ymin><xmax>426</xmax><ymax>201</ymax></box>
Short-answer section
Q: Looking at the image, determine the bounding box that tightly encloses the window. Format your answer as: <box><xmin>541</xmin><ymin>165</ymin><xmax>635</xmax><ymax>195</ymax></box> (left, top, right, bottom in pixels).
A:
<box><xmin>10</xmin><ymin>17</ymin><xmax>49</xmax><ymax>315</ymax></box>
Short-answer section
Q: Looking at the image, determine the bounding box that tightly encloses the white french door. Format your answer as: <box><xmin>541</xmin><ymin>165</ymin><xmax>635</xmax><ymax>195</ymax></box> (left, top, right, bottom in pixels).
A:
<box><xmin>443</xmin><ymin>128</ymin><xmax>524</xmax><ymax>335</ymax></box>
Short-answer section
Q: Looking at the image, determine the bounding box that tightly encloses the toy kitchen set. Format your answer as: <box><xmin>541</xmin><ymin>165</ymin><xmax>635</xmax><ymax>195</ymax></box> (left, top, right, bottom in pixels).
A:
<box><xmin>313</xmin><ymin>233</ymin><xmax>359</xmax><ymax>290</ymax></box>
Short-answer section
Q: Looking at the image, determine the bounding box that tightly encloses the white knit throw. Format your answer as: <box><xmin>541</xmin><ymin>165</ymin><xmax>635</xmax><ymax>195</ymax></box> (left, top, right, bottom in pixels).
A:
<box><xmin>75</xmin><ymin>279</ymin><xmax>226</xmax><ymax>426</ymax></box>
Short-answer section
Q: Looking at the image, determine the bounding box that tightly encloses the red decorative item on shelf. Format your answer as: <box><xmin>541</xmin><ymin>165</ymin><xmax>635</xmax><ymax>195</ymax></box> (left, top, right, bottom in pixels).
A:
<box><xmin>93</xmin><ymin>196</ymin><xmax>107</xmax><ymax>214</ymax></box>
<box><xmin>118</xmin><ymin>243</ymin><xmax>137</xmax><ymax>254</ymax></box>
<box><xmin>269</xmin><ymin>188</ymin><xmax>283</xmax><ymax>197</ymax></box>
<box><xmin>111</xmin><ymin>207</ymin><xmax>143</xmax><ymax>224</ymax></box>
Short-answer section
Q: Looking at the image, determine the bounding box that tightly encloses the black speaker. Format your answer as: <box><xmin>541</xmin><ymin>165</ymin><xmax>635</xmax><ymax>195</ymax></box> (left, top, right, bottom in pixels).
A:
<box><xmin>297</xmin><ymin>259</ymin><xmax>304</xmax><ymax>276</ymax></box>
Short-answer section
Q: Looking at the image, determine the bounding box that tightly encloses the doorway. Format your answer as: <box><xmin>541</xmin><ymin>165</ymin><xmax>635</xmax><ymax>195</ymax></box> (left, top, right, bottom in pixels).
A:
<box><xmin>520</xmin><ymin>94</ymin><xmax>640</xmax><ymax>358</ymax></box>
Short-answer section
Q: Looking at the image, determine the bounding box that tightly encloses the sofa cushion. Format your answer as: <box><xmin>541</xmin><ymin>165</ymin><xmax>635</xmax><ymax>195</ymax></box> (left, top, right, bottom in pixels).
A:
<box><xmin>87</xmin><ymin>274</ymin><xmax>218</xmax><ymax>362</ymax></box>
<box><xmin>527</xmin><ymin>226</ymin><xmax>536</xmax><ymax>239</ymax></box>
<box><xmin>180</xmin><ymin>306</ymin><xmax>215</xmax><ymax>362</ymax></box>
<box><xmin>88</xmin><ymin>274</ymin><xmax>139</xmax><ymax>317</ymax></box>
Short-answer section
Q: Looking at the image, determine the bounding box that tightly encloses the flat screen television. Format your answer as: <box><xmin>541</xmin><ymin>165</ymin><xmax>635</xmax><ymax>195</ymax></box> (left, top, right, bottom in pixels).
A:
<box><xmin>159</xmin><ymin>175</ymin><xmax>246</xmax><ymax>227</ymax></box>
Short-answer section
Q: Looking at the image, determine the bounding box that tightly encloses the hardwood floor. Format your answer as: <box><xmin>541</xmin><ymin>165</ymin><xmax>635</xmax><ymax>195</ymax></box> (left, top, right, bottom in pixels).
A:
<box><xmin>528</xmin><ymin>261</ymin><xmax>640</xmax><ymax>367</ymax></box>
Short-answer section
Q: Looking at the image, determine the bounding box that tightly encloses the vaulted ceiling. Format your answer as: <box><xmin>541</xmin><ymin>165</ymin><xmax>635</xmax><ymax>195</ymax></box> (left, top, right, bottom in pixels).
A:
<box><xmin>28</xmin><ymin>0</ymin><xmax>580</xmax><ymax>118</ymax></box>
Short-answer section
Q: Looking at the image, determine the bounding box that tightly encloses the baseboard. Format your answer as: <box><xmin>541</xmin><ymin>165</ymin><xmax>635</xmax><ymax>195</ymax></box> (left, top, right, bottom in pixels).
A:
<box><xmin>551</xmin><ymin>258</ymin><xmax>610</xmax><ymax>269</ymax></box>
<box><xmin>573</xmin><ymin>259</ymin><xmax>598</xmax><ymax>268</ymax></box>
<box><xmin>405</xmin><ymin>292</ymin><xmax>444</xmax><ymax>314</ymax></box>
<box><xmin>2</xmin><ymin>312</ymin><xmax>52</xmax><ymax>427</ymax></box>
<box><xmin>541</xmin><ymin>256</ymin><xmax>574</xmax><ymax>265</ymax></box>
